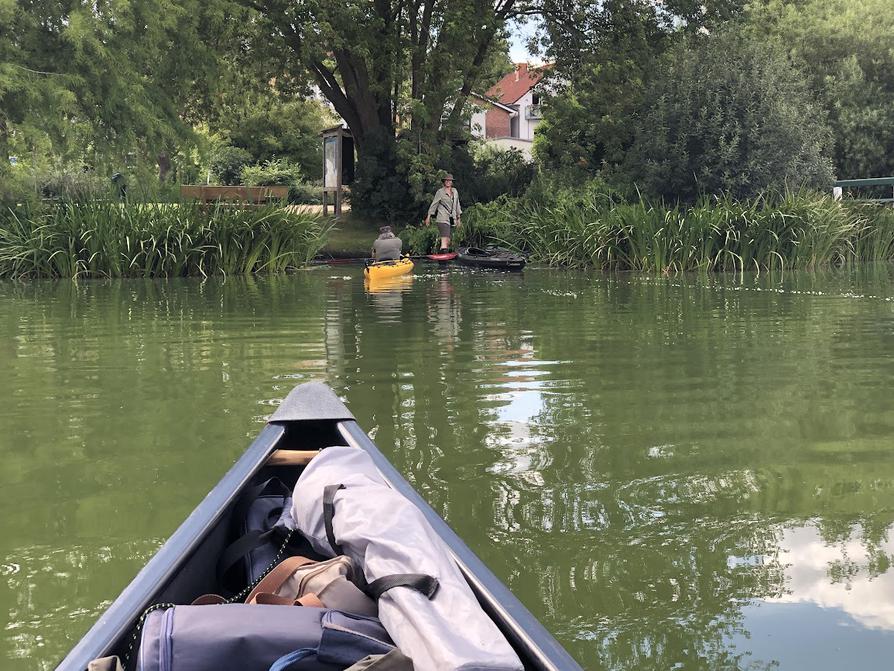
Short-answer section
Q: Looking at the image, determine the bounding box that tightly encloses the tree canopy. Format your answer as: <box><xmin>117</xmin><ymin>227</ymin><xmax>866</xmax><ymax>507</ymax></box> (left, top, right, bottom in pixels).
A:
<box><xmin>745</xmin><ymin>0</ymin><xmax>894</xmax><ymax>180</ymax></box>
<box><xmin>3</xmin><ymin>0</ymin><xmax>892</xmax><ymax>209</ymax></box>
<box><xmin>622</xmin><ymin>31</ymin><xmax>834</xmax><ymax>202</ymax></box>
<box><xmin>0</xmin><ymin>0</ymin><xmax>235</xmax><ymax>169</ymax></box>
<box><xmin>226</xmin><ymin>0</ymin><xmax>523</xmax><ymax>218</ymax></box>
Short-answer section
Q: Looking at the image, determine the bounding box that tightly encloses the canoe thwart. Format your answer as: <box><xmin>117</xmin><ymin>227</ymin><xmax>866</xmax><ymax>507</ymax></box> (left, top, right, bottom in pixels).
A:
<box><xmin>266</xmin><ymin>449</ymin><xmax>318</xmax><ymax>466</ymax></box>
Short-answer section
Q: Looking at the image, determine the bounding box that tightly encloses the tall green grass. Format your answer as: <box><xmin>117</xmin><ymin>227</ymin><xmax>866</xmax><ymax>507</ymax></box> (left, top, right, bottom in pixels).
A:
<box><xmin>0</xmin><ymin>202</ymin><xmax>330</xmax><ymax>278</ymax></box>
<box><xmin>463</xmin><ymin>190</ymin><xmax>893</xmax><ymax>272</ymax></box>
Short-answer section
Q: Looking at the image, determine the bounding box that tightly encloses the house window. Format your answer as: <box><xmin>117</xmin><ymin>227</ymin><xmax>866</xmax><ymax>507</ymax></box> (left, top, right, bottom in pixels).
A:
<box><xmin>532</xmin><ymin>93</ymin><xmax>540</xmax><ymax>106</ymax></box>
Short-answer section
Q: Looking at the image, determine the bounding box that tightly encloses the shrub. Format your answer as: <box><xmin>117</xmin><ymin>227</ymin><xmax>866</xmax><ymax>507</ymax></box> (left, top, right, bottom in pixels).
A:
<box><xmin>289</xmin><ymin>181</ymin><xmax>322</xmax><ymax>205</ymax></box>
<box><xmin>209</xmin><ymin>146</ymin><xmax>253</xmax><ymax>185</ymax></box>
<box><xmin>0</xmin><ymin>169</ymin><xmax>39</xmax><ymax>207</ymax></box>
<box><xmin>462</xmin><ymin>182</ymin><xmax>892</xmax><ymax>272</ymax></box>
<box><xmin>240</xmin><ymin>160</ymin><xmax>321</xmax><ymax>204</ymax></box>
<box><xmin>35</xmin><ymin>167</ymin><xmax>110</xmax><ymax>202</ymax></box>
<box><xmin>467</xmin><ymin>145</ymin><xmax>536</xmax><ymax>204</ymax></box>
<box><xmin>240</xmin><ymin>158</ymin><xmax>303</xmax><ymax>187</ymax></box>
<box><xmin>622</xmin><ymin>31</ymin><xmax>834</xmax><ymax>202</ymax></box>
<box><xmin>399</xmin><ymin>225</ymin><xmax>439</xmax><ymax>255</ymax></box>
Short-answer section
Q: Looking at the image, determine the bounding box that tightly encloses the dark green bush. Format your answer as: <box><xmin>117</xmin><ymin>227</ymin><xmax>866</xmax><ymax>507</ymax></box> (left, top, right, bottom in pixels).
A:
<box><xmin>35</xmin><ymin>167</ymin><xmax>111</xmax><ymax>202</ymax></box>
<box><xmin>398</xmin><ymin>225</ymin><xmax>440</xmax><ymax>255</ymax></box>
<box><xmin>289</xmin><ymin>181</ymin><xmax>322</xmax><ymax>205</ymax></box>
<box><xmin>465</xmin><ymin>145</ymin><xmax>536</xmax><ymax>204</ymax></box>
<box><xmin>240</xmin><ymin>158</ymin><xmax>303</xmax><ymax>187</ymax></box>
<box><xmin>622</xmin><ymin>31</ymin><xmax>834</xmax><ymax>202</ymax></box>
<box><xmin>210</xmin><ymin>146</ymin><xmax>253</xmax><ymax>185</ymax></box>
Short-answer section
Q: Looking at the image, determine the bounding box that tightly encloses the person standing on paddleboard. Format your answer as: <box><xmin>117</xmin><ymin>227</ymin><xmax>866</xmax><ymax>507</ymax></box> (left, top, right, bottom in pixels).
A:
<box><xmin>424</xmin><ymin>173</ymin><xmax>462</xmax><ymax>253</ymax></box>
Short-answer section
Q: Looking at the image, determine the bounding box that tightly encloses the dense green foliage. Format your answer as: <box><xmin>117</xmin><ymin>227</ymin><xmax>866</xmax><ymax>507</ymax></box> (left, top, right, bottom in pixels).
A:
<box><xmin>746</xmin><ymin>0</ymin><xmax>894</xmax><ymax>181</ymax></box>
<box><xmin>534</xmin><ymin>0</ymin><xmax>894</xmax><ymax>199</ymax></box>
<box><xmin>622</xmin><ymin>31</ymin><xmax>834</xmax><ymax>201</ymax></box>
<box><xmin>233</xmin><ymin>0</ymin><xmax>522</xmax><ymax>220</ymax></box>
<box><xmin>0</xmin><ymin>1</ymin><xmax>234</xmax><ymax>170</ymax></box>
<box><xmin>466</xmin><ymin>146</ymin><xmax>537</xmax><ymax>204</ymax></box>
<box><xmin>241</xmin><ymin>159</ymin><xmax>321</xmax><ymax>205</ymax></box>
<box><xmin>533</xmin><ymin>0</ymin><xmax>667</xmax><ymax>180</ymax></box>
<box><xmin>461</xmin><ymin>184</ymin><xmax>894</xmax><ymax>272</ymax></box>
<box><xmin>209</xmin><ymin>98</ymin><xmax>330</xmax><ymax>181</ymax></box>
<box><xmin>209</xmin><ymin>146</ymin><xmax>253</xmax><ymax>186</ymax></box>
<box><xmin>3</xmin><ymin>0</ymin><xmax>894</xmax><ymax>219</ymax></box>
<box><xmin>0</xmin><ymin>203</ymin><xmax>329</xmax><ymax>278</ymax></box>
<box><xmin>531</xmin><ymin>0</ymin><xmax>748</xmax><ymax>184</ymax></box>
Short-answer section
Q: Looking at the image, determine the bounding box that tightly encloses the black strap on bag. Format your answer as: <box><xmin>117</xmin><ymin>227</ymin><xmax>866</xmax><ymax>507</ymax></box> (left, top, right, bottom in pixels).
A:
<box><xmin>216</xmin><ymin>477</ymin><xmax>292</xmax><ymax>586</ymax></box>
<box><xmin>217</xmin><ymin>529</ymin><xmax>274</xmax><ymax>582</ymax></box>
<box><xmin>231</xmin><ymin>477</ymin><xmax>289</xmax><ymax>527</ymax></box>
<box><xmin>366</xmin><ymin>574</ymin><xmax>440</xmax><ymax>600</ymax></box>
<box><xmin>322</xmin><ymin>483</ymin><xmax>440</xmax><ymax>601</ymax></box>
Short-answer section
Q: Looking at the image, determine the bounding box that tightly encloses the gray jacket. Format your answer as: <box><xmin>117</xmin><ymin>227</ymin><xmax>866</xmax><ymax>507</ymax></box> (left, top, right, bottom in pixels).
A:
<box><xmin>427</xmin><ymin>187</ymin><xmax>461</xmax><ymax>224</ymax></box>
<box><xmin>373</xmin><ymin>236</ymin><xmax>402</xmax><ymax>261</ymax></box>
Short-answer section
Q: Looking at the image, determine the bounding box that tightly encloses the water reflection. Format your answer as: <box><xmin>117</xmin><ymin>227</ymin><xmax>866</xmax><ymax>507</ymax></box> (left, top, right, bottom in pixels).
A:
<box><xmin>365</xmin><ymin>274</ymin><xmax>414</xmax><ymax>322</ymax></box>
<box><xmin>751</xmin><ymin>524</ymin><xmax>894</xmax><ymax>629</ymax></box>
<box><xmin>728</xmin><ymin>523</ymin><xmax>894</xmax><ymax>669</ymax></box>
<box><xmin>2</xmin><ymin>266</ymin><xmax>894</xmax><ymax>669</ymax></box>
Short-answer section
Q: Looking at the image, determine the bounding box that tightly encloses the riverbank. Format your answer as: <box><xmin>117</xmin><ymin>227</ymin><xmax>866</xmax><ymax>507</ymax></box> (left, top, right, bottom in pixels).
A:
<box><xmin>462</xmin><ymin>189</ymin><xmax>894</xmax><ymax>272</ymax></box>
<box><xmin>5</xmin><ymin>190</ymin><xmax>892</xmax><ymax>278</ymax></box>
<box><xmin>0</xmin><ymin>202</ymin><xmax>329</xmax><ymax>278</ymax></box>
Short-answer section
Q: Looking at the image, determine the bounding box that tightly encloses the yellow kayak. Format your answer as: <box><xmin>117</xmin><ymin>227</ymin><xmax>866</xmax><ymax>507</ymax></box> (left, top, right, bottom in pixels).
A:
<box><xmin>364</xmin><ymin>257</ymin><xmax>414</xmax><ymax>281</ymax></box>
<box><xmin>365</xmin><ymin>274</ymin><xmax>414</xmax><ymax>293</ymax></box>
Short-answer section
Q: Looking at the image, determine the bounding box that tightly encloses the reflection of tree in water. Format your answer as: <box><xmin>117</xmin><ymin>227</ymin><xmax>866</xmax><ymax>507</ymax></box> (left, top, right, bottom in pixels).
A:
<box><xmin>320</xmin><ymin>268</ymin><xmax>894</xmax><ymax>669</ymax></box>
<box><xmin>818</xmin><ymin>515</ymin><xmax>894</xmax><ymax>586</ymax></box>
<box><xmin>489</xmin><ymin>273</ymin><xmax>894</xmax><ymax>668</ymax></box>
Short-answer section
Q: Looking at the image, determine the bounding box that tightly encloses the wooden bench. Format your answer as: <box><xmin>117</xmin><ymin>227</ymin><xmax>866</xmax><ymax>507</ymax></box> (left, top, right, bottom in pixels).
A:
<box><xmin>180</xmin><ymin>185</ymin><xmax>289</xmax><ymax>203</ymax></box>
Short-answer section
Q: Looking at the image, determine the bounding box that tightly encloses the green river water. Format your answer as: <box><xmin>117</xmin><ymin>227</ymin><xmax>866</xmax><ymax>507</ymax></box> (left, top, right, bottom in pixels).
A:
<box><xmin>2</xmin><ymin>264</ymin><xmax>894</xmax><ymax>670</ymax></box>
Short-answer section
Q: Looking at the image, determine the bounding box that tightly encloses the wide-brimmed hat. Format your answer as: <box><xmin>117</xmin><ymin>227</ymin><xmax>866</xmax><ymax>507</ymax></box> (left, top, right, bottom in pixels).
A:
<box><xmin>442</xmin><ymin>173</ymin><xmax>454</xmax><ymax>182</ymax></box>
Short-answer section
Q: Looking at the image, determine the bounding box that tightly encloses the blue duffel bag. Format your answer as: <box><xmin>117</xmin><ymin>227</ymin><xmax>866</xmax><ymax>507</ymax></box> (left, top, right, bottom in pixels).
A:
<box><xmin>136</xmin><ymin>605</ymin><xmax>395</xmax><ymax>671</ymax></box>
<box><xmin>217</xmin><ymin>478</ymin><xmax>325</xmax><ymax>593</ymax></box>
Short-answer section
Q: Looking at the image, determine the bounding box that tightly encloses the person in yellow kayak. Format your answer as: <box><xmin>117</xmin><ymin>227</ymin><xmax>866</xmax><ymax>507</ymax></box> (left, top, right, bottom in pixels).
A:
<box><xmin>424</xmin><ymin>173</ymin><xmax>462</xmax><ymax>253</ymax></box>
<box><xmin>371</xmin><ymin>225</ymin><xmax>403</xmax><ymax>261</ymax></box>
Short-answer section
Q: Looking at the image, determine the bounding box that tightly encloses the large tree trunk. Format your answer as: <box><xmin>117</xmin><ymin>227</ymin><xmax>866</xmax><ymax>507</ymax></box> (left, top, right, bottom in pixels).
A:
<box><xmin>242</xmin><ymin>0</ymin><xmax>516</xmax><ymax>219</ymax></box>
<box><xmin>157</xmin><ymin>152</ymin><xmax>172</xmax><ymax>182</ymax></box>
<box><xmin>0</xmin><ymin>115</ymin><xmax>9</xmax><ymax>175</ymax></box>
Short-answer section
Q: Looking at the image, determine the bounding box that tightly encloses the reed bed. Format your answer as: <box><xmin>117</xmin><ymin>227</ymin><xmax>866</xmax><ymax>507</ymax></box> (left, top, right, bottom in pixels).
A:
<box><xmin>463</xmin><ymin>191</ymin><xmax>893</xmax><ymax>272</ymax></box>
<box><xmin>0</xmin><ymin>202</ymin><xmax>330</xmax><ymax>278</ymax></box>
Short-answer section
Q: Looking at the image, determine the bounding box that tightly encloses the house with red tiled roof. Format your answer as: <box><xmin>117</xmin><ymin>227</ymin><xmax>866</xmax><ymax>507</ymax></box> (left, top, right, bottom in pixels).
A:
<box><xmin>470</xmin><ymin>63</ymin><xmax>549</xmax><ymax>159</ymax></box>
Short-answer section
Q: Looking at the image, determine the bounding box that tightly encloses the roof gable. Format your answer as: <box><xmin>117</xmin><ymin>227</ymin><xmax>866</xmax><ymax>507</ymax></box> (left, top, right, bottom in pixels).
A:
<box><xmin>485</xmin><ymin>63</ymin><xmax>547</xmax><ymax>104</ymax></box>
<box><xmin>469</xmin><ymin>93</ymin><xmax>517</xmax><ymax>114</ymax></box>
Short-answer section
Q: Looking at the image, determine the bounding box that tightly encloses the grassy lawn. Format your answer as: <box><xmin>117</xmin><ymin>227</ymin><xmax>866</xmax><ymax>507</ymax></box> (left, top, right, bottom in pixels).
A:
<box><xmin>319</xmin><ymin>213</ymin><xmax>379</xmax><ymax>258</ymax></box>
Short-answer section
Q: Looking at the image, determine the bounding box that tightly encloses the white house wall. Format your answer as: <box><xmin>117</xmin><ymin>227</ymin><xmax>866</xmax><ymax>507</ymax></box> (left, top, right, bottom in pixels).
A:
<box><xmin>470</xmin><ymin>109</ymin><xmax>487</xmax><ymax>139</ymax></box>
<box><xmin>486</xmin><ymin>138</ymin><xmax>534</xmax><ymax>160</ymax></box>
<box><xmin>515</xmin><ymin>91</ymin><xmax>542</xmax><ymax>140</ymax></box>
